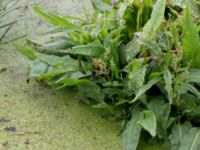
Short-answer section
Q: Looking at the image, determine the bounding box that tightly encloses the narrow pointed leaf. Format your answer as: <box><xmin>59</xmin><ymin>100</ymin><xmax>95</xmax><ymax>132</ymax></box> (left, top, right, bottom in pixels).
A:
<box><xmin>33</xmin><ymin>6</ymin><xmax>81</xmax><ymax>30</ymax></box>
<box><xmin>14</xmin><ymin>43</ymin><xmax>36</xmax><ymax>60</ymax></box>
<box><xmin>143</xmin><ymin>0</ymin><xmax>166</xmax><ymax>35</ymax></box>
<box><xmin>123</xmin><ymin>107</ymin><xmax>142</xmax><ymax>150</ymax></box>
<box><xmin>182</xmin><ymin>7</ymin><xmax>200</xmax><ymax>68</ymax></box>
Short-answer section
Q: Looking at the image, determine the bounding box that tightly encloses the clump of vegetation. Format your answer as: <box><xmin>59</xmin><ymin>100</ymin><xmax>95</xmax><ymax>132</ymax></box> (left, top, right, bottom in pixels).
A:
<box><xmin>15</xmin><ymin>0</ymin><xmax>200</xmax><ymax>149</ymax></box>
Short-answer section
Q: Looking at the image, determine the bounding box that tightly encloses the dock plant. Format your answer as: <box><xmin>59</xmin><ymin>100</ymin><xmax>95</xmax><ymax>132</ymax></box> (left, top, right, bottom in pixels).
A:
<box><xmin>15</xmin><ymin>0</ymin><xmax>200</xmax><ymax>149</ymax></box>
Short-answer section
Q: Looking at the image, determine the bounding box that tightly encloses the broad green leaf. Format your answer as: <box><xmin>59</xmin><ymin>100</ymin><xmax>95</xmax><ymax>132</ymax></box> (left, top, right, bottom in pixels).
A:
<box><xmin>164</xmin><ymin>69</ymin><xmax>172</xmax><ymax>85</ymax></box>
<box><xmin>60</xmin><ymin>40</ymin><xmax>105</xmax><ymax>57</ymax></box>
<box><xmin>28</xmin><ymin>59</ymin><xmax>79</xmax><ymax>81</ymax></box>
<box><xmin>40</xmin><ymin>69</ymin><xmax>79</xmax><ymax>81</ymax></box>
<box><xmin>182</xmin><ymin>7</ymin><xmax>200</xmax><ymax>68</ymax></box>
<box><xmin>179</xmin><ymin>128</ymin><xmax>200</xmax><ymax>150</ymax></box>
<box><xmin>128</xmin><ymin>59</ymin><xmax>146</xmax><ymax>91</ymax></box>
<box><xmin>163</xmin><ymin>69</ymin><xmax>173</xmax><ymax>104</ymax></box>
<box><xmin>41</xmin><ymin>38</ymin><xmax>77</xmax><ymax>52</ymax></box>
<box><xmin>170</xmin><ymin>122</ymin><xmax>192</xmax><ymax>150</ymax></box>
<box><xmin>123</xmin><ymin>38</ymin><xmax>140</xmax><ymax>63</ymax></box>
<box><xmin>91</xmin><ymin>0</ymin><xmax>112</xmax><ymax>11</ymax></box>
<box><xmin>35</xmin><ymin>53</ymin><xmax>77</xmax><ymax>67</ymax></box>
<box><xmin>55</xmin><ymin>77</ymin><xmax>104</xmax><ymax>101</ymax></box>
<box><xmin>123</xmin><ymin>107</ymin><xmax>142</xmax><ymax>150</ymax></box>
<box><xmin>39</xmin><ymin>62</ymin><xmax>80</xmax><ymax>80</ymax></box>
<box><xmin>28</xmin><ymin>59</ymin><xmax>48</xmax><ymax>77</ymax></box>
<box><xmin>130</xmin><ymin>77</ymin><xmax>161</xmax><ymax>103</ymax></box>
<box><xmin>128</xmin><ymin>66</ymin><xmax>146</xmax><ymax>91</ymax></box>
<box><xmin>147</xmin><ymin>98</ymin><xmax>173</xmax><ymax>139</ymax></box>
<box><xmin>35</xmin><ymin>53</ymin><xmax>68</xmax><ymax>66</ymax></box>
<box><xmin>143</xmin><ymin>0</ymin><xmax>166</xmax><ymax>35</ymax></box>
<box><xmin>29</xmin><ymin>53</ymin><xmax>79</xmax><ymax>79</ymax></box>
<box><xmin>33</xmin><ymin>6</ymin><xmax>81</xmax><ymax>30</ymax></box>
<box><xmin>181</xmin><ymin>93</ymin><xmax>200</xmax><ymax>117</ymax></box>
<box><xmin>138</xmin><ymin>110</ymin><xmax>157</xmax><ymax>137</ymax></box>
<box><xmin>186</xmin><ymin>69</ymin><xmax>200</xmax><ymax>83</ymax></box>
<box><xmin>78</xmin><ymin>81</ymin><xmax>104</xmax><ymax>102</ymax></box>
<box><xmin>14</xmin><ymin>43</ymin><xmax>36</xmax><ymax>60</ymax></box>
<box><xmin>103</xmin><ymin>8</ymin><xmax>119</xmax><ymax>30</ymax></box>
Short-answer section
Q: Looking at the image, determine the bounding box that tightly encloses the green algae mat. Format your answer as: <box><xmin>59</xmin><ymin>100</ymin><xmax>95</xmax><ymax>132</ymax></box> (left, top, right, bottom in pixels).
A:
<box><xmin>0</xmin><ymin>0</ymin><xmax>121</xmax><ymax>149</ymax></box>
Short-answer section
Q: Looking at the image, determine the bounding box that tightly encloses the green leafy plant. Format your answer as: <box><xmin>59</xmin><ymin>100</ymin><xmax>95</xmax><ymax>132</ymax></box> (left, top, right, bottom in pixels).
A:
<box><xmin>15</xmin><ymin>0</ymin><xmax>200</xmax><ymax>149</ymax></box>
